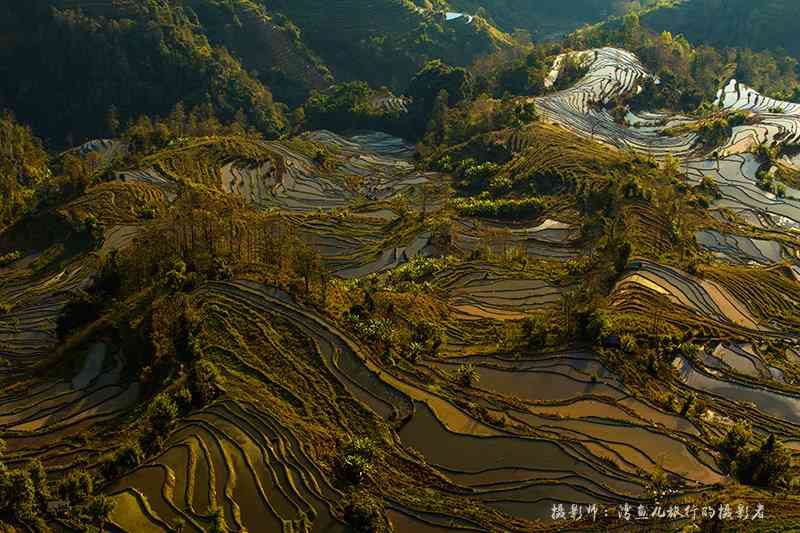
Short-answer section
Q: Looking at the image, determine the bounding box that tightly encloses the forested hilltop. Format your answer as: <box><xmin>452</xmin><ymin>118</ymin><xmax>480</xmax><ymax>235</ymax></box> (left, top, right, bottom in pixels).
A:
<box><xmin>0</xmin><ymin>0</ymin><xmax>508</xmax><ymax>146</ymax></box>
<box><xmin>641</xmin><ymin>0</ymin><xmax>800</xmax><ymax>58</ymax></box>
<box><xmin>6</xmin><ymin>1</ymin><xmax>800</xmax><ymax>532</ymax></box>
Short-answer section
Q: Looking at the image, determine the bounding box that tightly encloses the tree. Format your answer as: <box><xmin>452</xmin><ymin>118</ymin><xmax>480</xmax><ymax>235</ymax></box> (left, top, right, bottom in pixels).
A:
<box><xmin>344</xmin><ymin>493</ymin><xmax>384</xmax><ymax>532</ymax></box>
<box><xmin>87</xmin><ymin>494</ymin><xmax>115</xmax><ymax>528</ymax></box>
<box><xmin>408</xmin><ymin>60</ymin><xmax>471</xmax><ymax>134</ymax></box>
<box><xmin>717</xmin><ymin>423</ymin><xmax>791</xmax><ymax>487</ymax></box>
<box><xmin>147</xmin><ymin>394</ymin><xmax>178</xmax><ymax>436</ymax></box>
<box><xmin>614</xmin><ymin>240</ymin><xmax>632</xmax><ymax>275</ymax></box>
<box><xmin>748</xmin><ymin>434</ymin><xmax>792</xmax><ymax>488</ymax></box>
<box><xmin>164</xmin><ymin>259</ymin><xmax>188</xmax><ymax>292</ymax></box>
<box><xmin>456</xmin><ymin>363</ymin><xmax>480</xmax><ymax>386</ymax></box>
<box><xmin>2</xmin><ymin>469</ymin><xmax>37</xmax><ymax>523</ymax></box>
<box><xmin>422</xmin><ymin>89</ymin><xmax>451</xmax><ymax>147</ymax></box>
<box><xmin>522</xmin><ymin>315</ymin><xmax>548</xmax><ymax>349</ymax></box>
<box><xmin>106</xmin><ymin>105</ymin><xmax>120</xmax><ymax>137</ymax></box>
<box><xmin>57</xmin><ymin>470</ymin><xmax>93</xmax><ymax>506</ymax></box>
<box><xmin>294</xmin><ymin>245</ymin><xmax>320</xmax><ymax>294</ymax></box>
<box><xmin>586</xmin><ymin>309</ymin><xmax>611</xmax><ymax>342</ymax></box>
<box><xmin>191</xmin><ymin>359</ymin><xmax>223</xmax><ymax>406</ymax></box>
<box><xmin>0</xmin><ymin>111</ymin><xmax>50</xmax><ymax>229</ymax></box>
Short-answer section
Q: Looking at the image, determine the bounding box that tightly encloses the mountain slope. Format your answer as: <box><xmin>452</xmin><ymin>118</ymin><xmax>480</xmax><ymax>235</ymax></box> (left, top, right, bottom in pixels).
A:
<box><xmin>5</xmin><ymin>39</ymin><xmax>800</xmax><ymax>531</ymax></box>
<box><xmin>0</xmin><ymin>1</ymin><xmax>287</xmax><ymax>144</ymax></box>
<box><xmin>641</xmin><ymin>0</ymin><xmax>800</xmax><ymax>58</ymax></box>
<box><xmin>183</xmin><ymin>0</ymin><xmax>333</xmax><ymax>106</ymax></box>
<box><xmin>447</xmin><ymin>0</ymin><xmax>618</xmax><ymax>38</ymax></box>
<box><xmin>265</xmin><ymin>0</ymin><xmax>510</xmax><ymax>90</ymax></box>
<box><xmin>0</xmin><ymin>0</ymin><xmax>510</xmax><ymax>146</ymax></box>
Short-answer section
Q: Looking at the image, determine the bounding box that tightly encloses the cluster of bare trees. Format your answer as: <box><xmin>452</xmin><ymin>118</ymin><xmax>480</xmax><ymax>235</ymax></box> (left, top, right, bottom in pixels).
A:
<box><xmin>117</xmin><ymin>189</ymin><xmax>321</xmax><ymax>294</ymax></box>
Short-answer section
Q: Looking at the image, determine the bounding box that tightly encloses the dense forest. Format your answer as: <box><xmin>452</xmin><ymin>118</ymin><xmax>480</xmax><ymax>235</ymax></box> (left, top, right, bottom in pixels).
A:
<box><xmin>641</xmin><ymin>0</ymin><xmax>800</xmax><ymax>58</ymax></box>
<box><xmin>0</xmin><ymin>0</ymin><xmax>508</xmax><ymax>147</ymax></box>
<box><xmin>420</xmin><ymin>0</ymin><xmax>671</xmax><ymax>38</ymax></box>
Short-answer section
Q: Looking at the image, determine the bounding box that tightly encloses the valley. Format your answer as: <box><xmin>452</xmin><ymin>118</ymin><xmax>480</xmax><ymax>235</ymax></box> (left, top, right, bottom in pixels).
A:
<box><xmin>2</xmin><ymin>2</ymin><xmax>800</xmax><ymax>532</ymax></box>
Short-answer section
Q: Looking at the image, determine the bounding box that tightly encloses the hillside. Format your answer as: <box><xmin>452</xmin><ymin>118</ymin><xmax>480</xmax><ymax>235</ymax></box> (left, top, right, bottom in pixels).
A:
<box><xmin>4</xmin><ymin>39</ymin><xmax>800</xmax><ymax>531</ymax></box>
<box><xmin>447</xmin><ymin>0</ymin><xmax>618</xmax><ymax>38</ymax></box>
<box><xmin>265</xmin><ymin>0</ymin><xmax>511</xmax><ymax>89</ymax></box>
<box><xmin>641</xmin><ymin>0</ymin><xmax>800</xmax><ymax>58</ymax></box>
<box><xmin>0</xmin><ymin>0</ymin><xmax>509</xmax><ymax>146</ymax></box>
<box><xmin>7</xmin><ymin>6</ymin><xmax>800</xmax><ymax>533</ymax></box>
<box><xmin>0</xmin><ymin>1</ymin><xmax>287</xmax><ymax>144</ymax></box>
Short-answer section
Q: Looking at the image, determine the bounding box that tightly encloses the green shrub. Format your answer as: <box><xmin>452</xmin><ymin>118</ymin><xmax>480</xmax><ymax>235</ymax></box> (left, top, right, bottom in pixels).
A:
<box><xmin>134</xmin><ymin>205</ymin><xmax>158</xmax><ymax>220</ymax></box>
<box><xmin>461</xmin><ymin>161</ymin><xmax>500</xmax><ymax>189</ymax></box>
<box><xmin>451</xmin><ymin>196</ymin><xmax>545</xmax><ymax>219</ymax></box>
<box><xmin>163</xmin><ymin>259</ymin><xmax>188</xmax><ymax>292</ymax></box>
<box><xmin>57</xmin><ymin>470</ymin><xmax>93</xmax><ymax>506</ymax></box>
<box><xmin>0</xmin><ymin>251</ymin><xmax>21</xmax><ymax>267</ymax></box>
<box><xmin>338</xmin><ymin>438</ymin><xmax>377</xmax><ymax>485</ymax></box>
<box><xmin>344</xmin><ymin>493</ymin><xmax>386</xmax><ymax>532</ymax></box>
<box><xmin>191</xmin><ymin>359</ymin><xmax>223</xmax><ymax>406</ymax></box>
<box><xmin>488</xmin><ymin>175</ymin><xmax>513</xmax><ymax>196</ymax></box>
<box><xmin>406</xmin><ymin>341</ymin><xmax>424</xmax><ymax>362</ymax></box>
<box><xmin>456</xmin><ymin>363</ymin><xmax>480</xmax><ymax>386</ymax></box>
<box><xmin>345</xmin><ymin>314</ymin><xmax>395</xmax><ymax>347</ymax></box>
<box><xmin>146</xmin><ymin>394</ymin><xmax>178</xmax><ymax>436</ymax></box>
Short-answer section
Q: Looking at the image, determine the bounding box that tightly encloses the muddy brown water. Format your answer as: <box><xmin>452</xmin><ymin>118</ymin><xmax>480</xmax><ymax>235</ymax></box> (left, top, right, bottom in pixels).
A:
<box><xmin>109</xmin><ymin>490</ymin><xmax>167</xmax><ymax>533</ymax></box>
<box><xmin>387</xmin><ymin>508</ymin><xmax>476</xmax><ymax>532</ymax></box>
<box><xmin>432</xmin><ymin>361</ymin><xmax>624</xmax><ymax>402</ymax></box>
<box><xmin>107</xmin><ymin>466</ymin><xmax>188</xmax><ymax>529</ymax></box>
<box><xmin>399</xmin><ymin>403</ymin><xmax>643</xmax><ymax>498</ymax></box>
<box><xmin>212</xmin><ymin>404</ymin><xmax>306</xmax><ymax>521</ymax></box>
<box><xmin>155</xmin><ymin>445</ymin><xmax>191</xmax><ymax>512</ymax></box>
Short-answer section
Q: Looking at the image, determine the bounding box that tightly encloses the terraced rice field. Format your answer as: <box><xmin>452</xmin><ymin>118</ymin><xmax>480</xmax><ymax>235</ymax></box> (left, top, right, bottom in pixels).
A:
<box><xmin>715</xmin><ymin>79</ymin><xmax>800</xmax><ymax>155</ymax></box>
<box><xmin>11</xmin><ymin>45</ymin><xmax>800</xmax><ymax>531</ymax></box>
<box><xmin>674</xmin><ymin>356</ymin><xmax>800</xmax><ymax>428</ymax></box>
<box><xmin>615</xmin><ymin>259</ymin><xmax>764</xmax><ymax>331</ymax></box>
<box><xmin>427</xmin><ymin>352</ymin><xmax>719</xmax><ymax>487</ymax></box>
<box><xmin>0</xmin><ymin>256</ymin><xmax>94</xmax><ymax>372</ymax></box>
<box><xmin>536</xmin><ymin>47</ymin><xmax>800</xmax><ymax>164</ymax></box>
<box><xmin>101</xmin><ymin>275</ymin><xmax>731</xmax><ymax>528</ymax></box>
<box><xmin>452</xmin><ymin>218</ymin><xmax>581</xmax><ymax>261</ymax></box>
<box><xmin>217</xmin><ymin>130</ymin><xmax>436</xmax><ymax>213</ymax></box>
<box><xmin>109</xmin><ymin>400</ymin><xmax>346</xmax><ymax>533</ymax></box>
<box><xmin>684</xmin><ymin>154</ymin><xmax>800</xmax><ymax>229</ymax></box>
<box><xmin>534</xmin><ymin>48</ymin><xmax>699</xmax><ymax>157</ymax></box>
<box><xmin>0</xmin><ymin>341</ymin><xmax>138</xmax><ymax>471</ymax></box>
<box><xmin>434</xmin><ymin>264</ymin><xmax>566</xmax><ymax>320</ymax></box>
<box><xmin>696</xmin><ymin>229</ymin><xmax>786</xmax><ymax>265</ymax></box>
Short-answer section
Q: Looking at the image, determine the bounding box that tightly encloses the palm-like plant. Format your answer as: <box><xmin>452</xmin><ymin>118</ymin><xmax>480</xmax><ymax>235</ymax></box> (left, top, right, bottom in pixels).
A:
<box><xmin>457</xmin><ymin>363</ymin><xmax>480</xmax><ymax>386</ymax></box>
